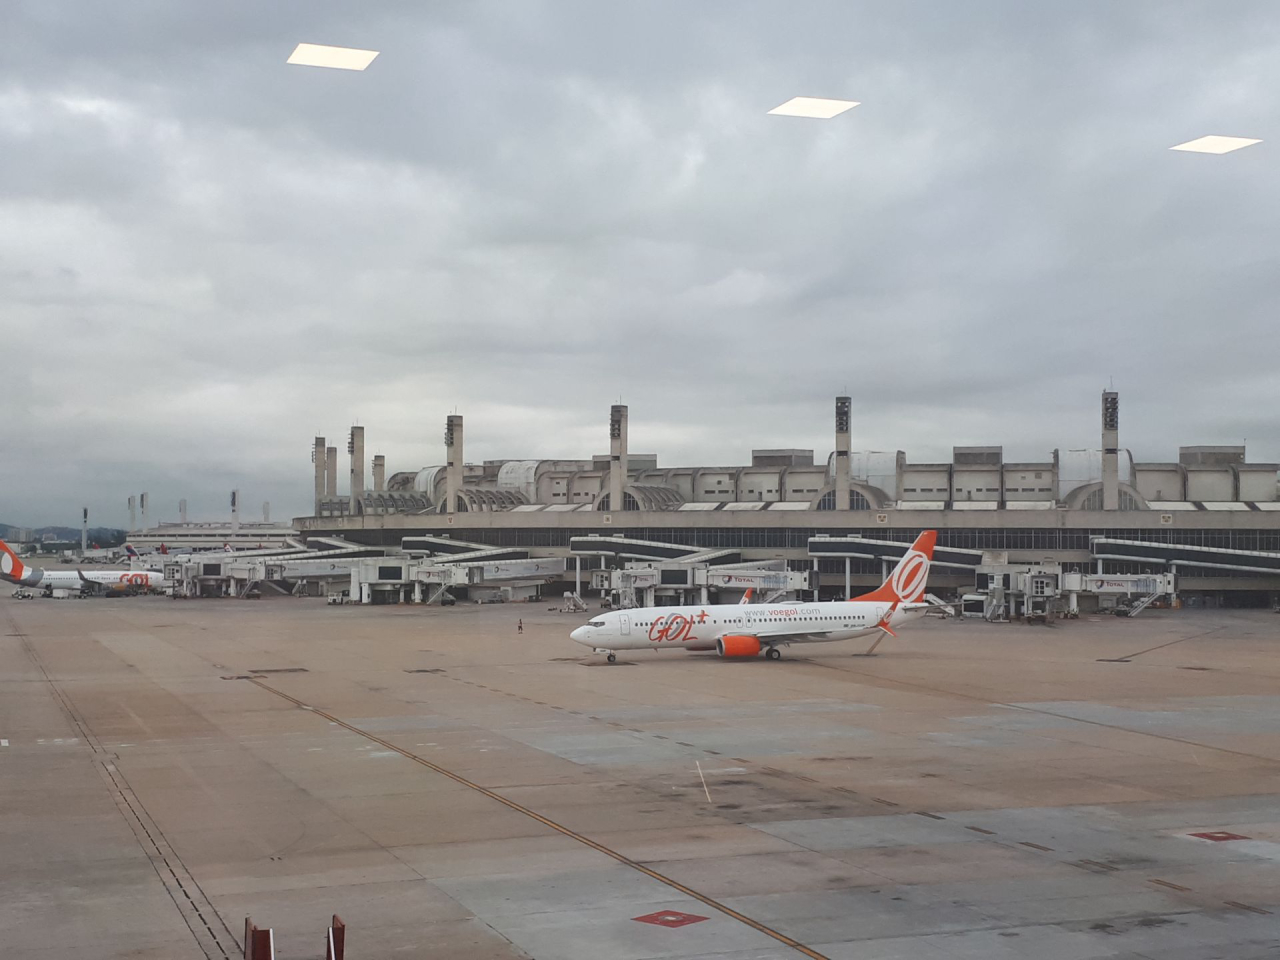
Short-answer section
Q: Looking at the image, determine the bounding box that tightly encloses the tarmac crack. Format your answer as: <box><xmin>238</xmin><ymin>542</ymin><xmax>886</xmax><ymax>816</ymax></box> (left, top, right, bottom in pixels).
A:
<box><xmin>5</xmin><ymin>610</ymin><xmax>237</xmax><ymax>960</ymax></box>
<box><xmin>244</xmin><ymin>676</ymin><xmax>835</xmax><ymax>960</ymax></box>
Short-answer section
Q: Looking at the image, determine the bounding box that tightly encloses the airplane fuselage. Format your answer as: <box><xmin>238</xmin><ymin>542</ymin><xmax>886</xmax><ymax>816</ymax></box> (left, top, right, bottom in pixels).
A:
<box><xmin>570</xmin><ymin>599</ymin><xmax>927</xmax><ymax>653</ymax></box>
<box><xmin>5</xmin><ymin>566</ymin><xmax>164</xmax><ymax>593</ymax></box>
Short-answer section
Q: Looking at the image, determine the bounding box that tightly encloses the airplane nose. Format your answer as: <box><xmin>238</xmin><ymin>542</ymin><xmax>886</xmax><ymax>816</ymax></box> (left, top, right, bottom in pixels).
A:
<box><xmin>570</xmin><ymin>626</ymin><xmax>589</xmax><ymax>645</ymax></box>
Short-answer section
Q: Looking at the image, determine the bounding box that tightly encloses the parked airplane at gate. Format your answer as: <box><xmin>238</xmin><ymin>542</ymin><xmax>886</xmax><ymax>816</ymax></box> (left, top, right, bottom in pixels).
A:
<box><xmin>571</xmin><ymin>530</ymin><xmax>937</xmax><ymax>661</ymax></box>
<box><xmin>1</xmin><ymin>539</ymin><xmax>164</xmax><ymax>596</ymax></box>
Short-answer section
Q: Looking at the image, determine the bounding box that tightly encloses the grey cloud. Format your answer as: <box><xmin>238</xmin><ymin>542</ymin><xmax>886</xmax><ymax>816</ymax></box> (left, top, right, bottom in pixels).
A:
<box><xmin>1</xmin><ymin>1</ymin><xmax>1278</xmax><ymax>525</ymax></box>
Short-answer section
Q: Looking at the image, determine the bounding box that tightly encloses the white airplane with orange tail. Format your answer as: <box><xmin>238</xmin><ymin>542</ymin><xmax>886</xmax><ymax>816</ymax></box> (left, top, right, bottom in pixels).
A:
<box><xmin>1</xmin><ymin>539</ymin><xmax>164</xmax><ymax>596</ymax></box>
<box><xmin>571</xmin><ymin>530</ymin><xmax>937</xmax><ymax>662</ymax></box>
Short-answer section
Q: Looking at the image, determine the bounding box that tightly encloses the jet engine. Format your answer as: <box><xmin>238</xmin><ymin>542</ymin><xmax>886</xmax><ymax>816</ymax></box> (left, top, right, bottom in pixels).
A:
<box><xmin>716</xmin><ymin>634</ymin><xmax>762</xmax><ymax>658</ymax></box>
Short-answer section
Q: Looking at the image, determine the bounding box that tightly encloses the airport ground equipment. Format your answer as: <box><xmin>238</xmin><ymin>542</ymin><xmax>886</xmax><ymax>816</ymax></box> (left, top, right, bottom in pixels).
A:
<box><xmin>973</xmin><ymin>563</ymin><xmax>1064</xmax><ymax>622</ymax></box>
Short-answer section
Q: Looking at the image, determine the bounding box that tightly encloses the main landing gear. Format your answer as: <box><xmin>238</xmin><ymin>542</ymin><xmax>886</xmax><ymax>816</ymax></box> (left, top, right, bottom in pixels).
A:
<box><xmin>764</xmin><ymin>647</ymin><xmax>782</xmax><ymax>660</ymax></box>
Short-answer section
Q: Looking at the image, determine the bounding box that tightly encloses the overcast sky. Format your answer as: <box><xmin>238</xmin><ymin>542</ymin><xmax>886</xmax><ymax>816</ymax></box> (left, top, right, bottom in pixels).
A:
<box><xmin>2</xmin><ymin>1</ymin><xmax>1277</xmax><ymax>526</ymax></box>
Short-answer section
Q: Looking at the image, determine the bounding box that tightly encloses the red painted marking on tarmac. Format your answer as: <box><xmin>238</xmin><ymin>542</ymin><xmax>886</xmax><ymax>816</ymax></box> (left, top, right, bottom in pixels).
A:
<box><xmin>633</xmin><ymin>911</ymin><xmax>709</xmax><ymax>928</ymax></box>
<box><xmin>1189</xmin><ymin>831</ymin><xmax>1249</xmax><ymax>842</ymax></box>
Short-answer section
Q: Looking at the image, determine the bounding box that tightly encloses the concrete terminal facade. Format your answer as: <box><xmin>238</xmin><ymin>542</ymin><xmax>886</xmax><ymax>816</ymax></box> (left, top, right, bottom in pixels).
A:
<box><xmin>301</xmin><ymin>394</ymin><xmax>1280</xmax><ymax>603</ymax></box>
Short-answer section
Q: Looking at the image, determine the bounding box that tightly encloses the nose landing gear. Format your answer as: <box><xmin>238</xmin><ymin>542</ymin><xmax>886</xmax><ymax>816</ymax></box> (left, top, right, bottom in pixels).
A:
<box><xmin>606</xmin><ymin>652</ymin><xmax>616</xmax><ymax>663</ymax></box>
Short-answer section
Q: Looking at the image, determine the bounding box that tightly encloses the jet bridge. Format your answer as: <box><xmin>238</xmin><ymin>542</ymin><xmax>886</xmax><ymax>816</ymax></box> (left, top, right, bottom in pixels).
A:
<box><xmin>808</xmin><ymin>534</ymin><xmax>983</xmax><ymax>599</ymax></box>
<box><xmin>1090</xmin><ymin>537</ymin><xmax>1280</xmax><ymax>576</ymax></box>
<box><xmin>346</xmin><ymin>556</ymin><xmax>568</xmax><ymax>605</ymax></box>
<box><xmin>591</xmin><ymin>559</ymin><xmax>812</xmax><ymax>608</ymax></box>
<box><xmin>569</xmin><ymin>535</ymin><xmax>737</xmax><ymax>564</ymax></box>
<box><xmin>167</xmin><ymin>543</ymin><xmax>387</xmax><ymax>598</ymax></box>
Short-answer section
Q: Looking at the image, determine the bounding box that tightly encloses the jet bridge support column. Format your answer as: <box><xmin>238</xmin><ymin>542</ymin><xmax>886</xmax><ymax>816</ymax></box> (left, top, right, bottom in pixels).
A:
<box><xmin>845</xmin><ymin>557</ymin><xmax>851</xmax><ymax>600</ymax></box>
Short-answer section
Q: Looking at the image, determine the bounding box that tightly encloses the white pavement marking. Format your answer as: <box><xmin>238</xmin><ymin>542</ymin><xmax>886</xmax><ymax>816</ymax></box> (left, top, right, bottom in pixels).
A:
<box><xmin>696</xmin><ymin>760</ymin><xmax>712</xmax><ymax>803</ymax></box>
<box><xmin>0</xmin><ymin>739</ymin><xmax>7</xmax><ymax>747</ymax></box>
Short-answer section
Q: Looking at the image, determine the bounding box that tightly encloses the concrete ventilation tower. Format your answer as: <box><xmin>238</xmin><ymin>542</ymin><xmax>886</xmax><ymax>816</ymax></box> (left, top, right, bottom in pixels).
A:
<box><xmin>313</xmin><ymin>436</ymin><xmax>326</xmax><ymax>513</ymax></box>
<box><xmin>1102</xmin><ymin>390</ymin><xmax>1119</xmax><ymax>510</ymax></box>
<box><xmin>231</xmin><ymin>490</ymin><xmax>240</xmax><ymax>533</ymax></box>
<box><xmin>128</xmin><ymin>496</ymin><xmax>136</xmax><ymax>534</ymax></box>
<box><xmin>81</xmin><ymin>507</ymin><xmax>88</xmax><ymax>557</ymax></box>
<box><xmin>348</xmin><ymin>426</ymin><xmax>366</xmax><ymax>514</ymax></box>
<box><xmin>372</xmin><ymin>455</ymin><xmax>386</xmax><ymax>492</ymax></box>
<box><xmin>834</xmin><ymin>396</ymin><xmax>852</xmax><ymax>510</ymax></box>
<box><xmin>139</xmin><ymin>492</ymin><xmax>149</xmax><ymax>532</ymax></box>
<box><xmin>262</xmin><ymin>502</ymin><xmax>270</xmax><ymax>523</ymax></box>
<box><xmin>179</xmin><ymin>499</ymin><xmax>188</xmax><ymax>523</ymax></box>
<box><xmin>445</xmin><ymin>415</ymin><xmax>464</xmax><ymax>513</ymax></box>
<box><xmin>609</xmin><ymin>404</ymin><xmax>628</xmax><ymax>511</ymax></box>
<box><xmin>325</xmin><ymin>446</ymin><xmax>338</xmax><ymax>499</ymax></box>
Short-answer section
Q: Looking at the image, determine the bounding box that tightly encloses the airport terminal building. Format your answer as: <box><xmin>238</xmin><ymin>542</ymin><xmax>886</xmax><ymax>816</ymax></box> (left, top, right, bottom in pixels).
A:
<box><xmin>298</xmin><ymin>394</ymin><xmax>1280</xmax><ymax>605</ymax></box>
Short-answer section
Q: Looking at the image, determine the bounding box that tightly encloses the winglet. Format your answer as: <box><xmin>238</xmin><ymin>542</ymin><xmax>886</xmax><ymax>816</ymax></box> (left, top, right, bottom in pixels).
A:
<box><xmin>851</xmin><ymin>530</ymin><xmax>936</xmax><ymax>604</ymax></box>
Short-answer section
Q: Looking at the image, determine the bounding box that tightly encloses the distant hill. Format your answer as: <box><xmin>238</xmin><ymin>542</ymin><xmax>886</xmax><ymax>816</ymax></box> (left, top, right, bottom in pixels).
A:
<box><xmin>1</xmin><ymin>524</ymin><xmax>127</xmax><ymax>547</ymax></box>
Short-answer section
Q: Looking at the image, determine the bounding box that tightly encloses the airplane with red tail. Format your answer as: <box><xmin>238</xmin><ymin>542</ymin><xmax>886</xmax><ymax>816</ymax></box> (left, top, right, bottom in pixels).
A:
<box><xmin>1</xmin><ymin>539</ymin><xmax>164</xmax><ymax>596</ymax></box>
<box><xmin>571</xmin><ymin>530</ymin><xmax>937</xmax><ymax>661</ymax></box>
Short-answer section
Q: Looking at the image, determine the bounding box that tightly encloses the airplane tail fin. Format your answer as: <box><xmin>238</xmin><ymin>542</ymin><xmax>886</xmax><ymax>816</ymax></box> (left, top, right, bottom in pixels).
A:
<box><xmin>739</xmin><ymin>588</ymin><xmax>754</xmax><ymax>605</ymax></box>
<box><xmin>125</xmin><ymin>544</ymin><xmax>140</xmax><ymax>558</ymax></box>
<box><xmin>0</xmin><ymin>538</ymin><xmax>28</xmax><ymax>582</ymax></box>
<box><xmin>851</xmin><ymin>530</ymin><xmax>936</xmax><ymax>604</ymax></box>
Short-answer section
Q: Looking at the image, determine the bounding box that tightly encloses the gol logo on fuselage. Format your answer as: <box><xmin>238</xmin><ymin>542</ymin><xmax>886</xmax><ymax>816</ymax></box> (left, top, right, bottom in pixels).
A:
<box><xmin>647</xmin><ymin>610</ymin><xmax>708</xmax><ymax>642</ymax></box>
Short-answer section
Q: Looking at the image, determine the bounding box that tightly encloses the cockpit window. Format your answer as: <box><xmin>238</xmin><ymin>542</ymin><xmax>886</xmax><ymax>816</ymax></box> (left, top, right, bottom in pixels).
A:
<box><xmin>587</xmin><ymin>620</ymin><xmax>605</xmax><ymax>627</ymax></box>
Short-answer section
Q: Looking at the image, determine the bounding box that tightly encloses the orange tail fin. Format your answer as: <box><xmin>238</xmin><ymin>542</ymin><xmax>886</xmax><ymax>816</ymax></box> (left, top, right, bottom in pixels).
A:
<box><xmin>0</xmin><ymin>539</ymin><xmax>28</xmax><ymax>582</ymax></box>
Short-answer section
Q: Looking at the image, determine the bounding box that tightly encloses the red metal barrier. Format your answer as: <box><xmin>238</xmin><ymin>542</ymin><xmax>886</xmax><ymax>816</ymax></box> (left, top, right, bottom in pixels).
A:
<box><xmin>326</xmin><ymin>915</ymin><xmax>345</xmax><ymax>960</ymax></box>
<box><xmin>243</xmin><ymin>917</ymin><xmax>274</xmax><ymax>959</ymax></box>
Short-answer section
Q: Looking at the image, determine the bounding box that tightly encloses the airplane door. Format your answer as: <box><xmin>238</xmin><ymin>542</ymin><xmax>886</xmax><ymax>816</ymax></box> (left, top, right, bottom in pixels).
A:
<box><xmin>875</xmin><ymin>606</ymin><xmax>885</xmax><ymax>624</ymax></box>
<box><xmin>619</xmin><ymin>614</ymin><xmax>631</xmax><ymax>636</ymax></box>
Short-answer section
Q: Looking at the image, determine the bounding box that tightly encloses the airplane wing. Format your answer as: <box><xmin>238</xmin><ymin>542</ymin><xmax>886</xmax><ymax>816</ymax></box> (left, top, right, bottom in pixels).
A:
<box><xmin>76</xmin><ymin>570</ymin><xmax>108</xmax><ymax>596</ymax></box>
